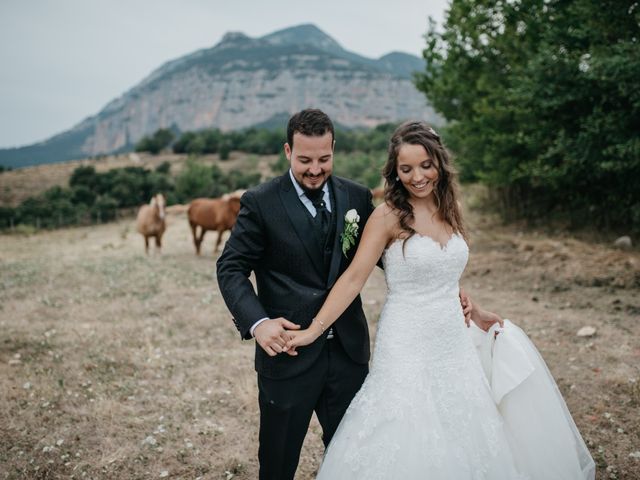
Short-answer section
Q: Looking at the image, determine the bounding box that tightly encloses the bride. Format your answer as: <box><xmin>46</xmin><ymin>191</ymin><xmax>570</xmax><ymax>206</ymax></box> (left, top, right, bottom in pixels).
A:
<box><xmin>284</xmin><ymin>121</ymin><xmax>595</xmax><ymax>479</ymax></box>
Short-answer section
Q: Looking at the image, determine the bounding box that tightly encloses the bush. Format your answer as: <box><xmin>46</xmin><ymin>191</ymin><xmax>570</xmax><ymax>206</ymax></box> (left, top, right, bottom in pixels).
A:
<box><xmin>156</xmin><ymin>161</ymin><xmax>171</xmax><ymax>174</ymax></box>
<box><xmin>219</xmin><ymin>141</ymin><xmax>231</xmax><ymax>160</ymax></box>
<box><xmin>92</xmin><ymin>195</ymin><xmax>118</xmax><ymax>222</ymax></box>
<box><xmin>0</xmin><ymin>206</ymin><xmax>15</xmax><ymax>229</ymax></box>
<box><xmin>174</xmin><ymin>158</ymin><xmax>216</xmax><ymax>201</ymax></box>
<box><xmin>70</xmin><ymin>165</ymin><xmax>98</xmax><ymax>189</ymax></box>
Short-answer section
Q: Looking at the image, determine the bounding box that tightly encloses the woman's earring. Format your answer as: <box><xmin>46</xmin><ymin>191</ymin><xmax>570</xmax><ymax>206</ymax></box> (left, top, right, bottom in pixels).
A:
<box><xmin>395</xmin><ymin>176</ymin><xmax>399</xmax><ymax>181</ymax></box>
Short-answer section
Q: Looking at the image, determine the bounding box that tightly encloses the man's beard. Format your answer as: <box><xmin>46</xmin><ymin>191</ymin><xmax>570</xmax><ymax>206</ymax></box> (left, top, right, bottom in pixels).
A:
<box><xmin>297</xmin><ymin>174</ymin><xmax>329</xmax><ymax>194</ymax></box>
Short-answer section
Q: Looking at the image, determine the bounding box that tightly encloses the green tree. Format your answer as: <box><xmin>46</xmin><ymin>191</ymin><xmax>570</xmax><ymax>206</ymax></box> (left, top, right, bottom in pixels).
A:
<box><xmin>416</xmin><ymin>0</ymin><xmax>640</xmax><ymax>230</ymax></box>
<box><xmin>173</xmin><ymin>132</ymin><xmax>197</xmax><ymax>154</ymax></box>
<box><xmin>156</xmin><ymin>161</ymin><xmax>171</xmax><ymax>174</ymax></box>
<box><xmin>70</xmin><ymin>165</ymin><xmax>98</xmax><ymax>189</ymax></box>
<box><xmin>135</xmin><ymin>128</ymin><xmax>175</xmax><ymax>154</ymax></box>
<box><xmin>0</xmin><ymin>206</ymin><xmax>15</xmax><ymax>228</ymax></box>
<box><xmin>174</xmin><ymin>158</ymin><xmax>215</xmax><ymax>201</ymax></box>
<box><xmin>92</xmin><ymin>195</ymin><xmax>118</xmax><ymax>222</ymax></box>
<box><xmin>219</xmin><ymin>141</ymin><xmax>231</xmax><ymax>160</ymax></box>
<box><xmin>71</xmin><ymin>185</ymin><xmax>96</xmax><ymax>206</ymax></box>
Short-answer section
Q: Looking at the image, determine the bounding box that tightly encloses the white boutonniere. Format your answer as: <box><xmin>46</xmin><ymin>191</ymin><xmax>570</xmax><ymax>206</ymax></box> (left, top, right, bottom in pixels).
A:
<box><xmin>341</xmin><ymin>209</ymin><xmax>360</xmax><ymax>257</ymax></box>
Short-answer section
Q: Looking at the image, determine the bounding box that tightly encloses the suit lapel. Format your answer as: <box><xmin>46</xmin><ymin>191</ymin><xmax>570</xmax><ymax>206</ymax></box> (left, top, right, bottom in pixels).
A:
<box><xmin>278</xmin><ymin>174</ymin><xmax>325</xmax><ymax>278</ymax></box>
<box><xmin>327</xmin><ymin>176</ymin><xmax>348</xmax><ymax>287</ymax></box>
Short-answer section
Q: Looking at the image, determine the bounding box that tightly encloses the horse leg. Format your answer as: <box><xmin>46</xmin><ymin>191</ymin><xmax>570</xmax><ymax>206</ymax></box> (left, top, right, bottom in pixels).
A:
<box><xmin>155</xmin><ymin>234</ymin><xmax>162</xmax><ymax>254</ymax></box>
<box><xmin>197</xmin><ymin>229</ymin><xmax>207</xmax><ymax>255</ymax></box>
<box><xmin>190</xmin><ymin>222</ymin><xmax>201</xmax><ymax>255</ymax></box>
<box><xmin>214</xmin><ymin>228</ymin><xmax>224</xmax><ymax>253</ymax></box>
<box><xmin>144</xmin><ymin>236</ymin><xmax>149</xmax><ymax>254</ymax></box>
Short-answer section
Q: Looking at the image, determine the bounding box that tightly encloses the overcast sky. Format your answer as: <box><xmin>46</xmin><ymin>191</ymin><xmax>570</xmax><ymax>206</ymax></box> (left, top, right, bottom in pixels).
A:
<box><xmin>0</xmin><ymin>0</ymin><xmax>449</xmax><ymax>148</ymax></box>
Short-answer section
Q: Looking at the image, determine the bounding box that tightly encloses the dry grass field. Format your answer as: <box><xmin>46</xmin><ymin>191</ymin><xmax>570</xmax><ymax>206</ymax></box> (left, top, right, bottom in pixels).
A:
<box><xmin>1</xmin><ymin>196</ymin><xmax>639</xmax><ymax>479</ymax></box>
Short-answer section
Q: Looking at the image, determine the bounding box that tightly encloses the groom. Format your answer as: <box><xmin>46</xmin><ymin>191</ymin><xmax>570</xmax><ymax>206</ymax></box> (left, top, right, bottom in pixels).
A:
<box><xmin>216</xmin><ymin>109</ymin><xmax>375</xmax><ymax>479</ymax></box>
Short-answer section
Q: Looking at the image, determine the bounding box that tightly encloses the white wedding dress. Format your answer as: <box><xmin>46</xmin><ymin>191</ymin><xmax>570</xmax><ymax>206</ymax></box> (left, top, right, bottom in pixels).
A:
<box><xmin>317</xmin><ymin>234</ymin><xmax>595</xmax><ymax>480</ymax></box>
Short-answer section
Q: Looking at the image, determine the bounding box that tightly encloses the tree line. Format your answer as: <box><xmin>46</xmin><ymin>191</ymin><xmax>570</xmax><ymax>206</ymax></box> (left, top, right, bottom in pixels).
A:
<box><xmin>135</xmin><ymin>123</ymin><xmax>397</xmax><ymax>157</ymax></box>
<box><xmin>1</xmin><ymin>121</ymin><xmax>398</xmax><ymax>232</ymax></box>
<box><xmin>416</xmin><ymin>0</ymin><xmax>639</xmax><ymax>231</ymax></box>
<box><xmin>0</xmin><ymin>161</ymin><xmax>260</xmax><ymax>231</ymax></box>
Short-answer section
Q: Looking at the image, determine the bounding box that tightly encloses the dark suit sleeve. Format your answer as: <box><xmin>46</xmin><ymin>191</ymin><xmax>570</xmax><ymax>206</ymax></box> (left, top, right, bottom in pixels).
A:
<box><xmin>216</xmin><ymin>190</ymin><xmax>269</xmax><ymax>340</ymax></box>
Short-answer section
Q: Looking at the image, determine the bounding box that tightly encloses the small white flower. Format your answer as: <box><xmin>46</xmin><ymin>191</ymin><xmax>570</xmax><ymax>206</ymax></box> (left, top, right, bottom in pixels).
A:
<box><xmin>345</xmin><ymin>209</ymin><xmax>359</xmax><ymax>223</ymax></box>
<box><xmin>341</xmin><ymin>209</ymin><xmax>361</xmax><ymax>256</ymax></box>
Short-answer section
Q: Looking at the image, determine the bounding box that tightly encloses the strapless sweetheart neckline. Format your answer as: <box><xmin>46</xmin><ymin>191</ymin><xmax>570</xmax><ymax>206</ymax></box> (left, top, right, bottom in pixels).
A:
<box><xmin>387</xmin><ymin>232</ymin><xmax>461</xmax><ymax>252</ymax></box>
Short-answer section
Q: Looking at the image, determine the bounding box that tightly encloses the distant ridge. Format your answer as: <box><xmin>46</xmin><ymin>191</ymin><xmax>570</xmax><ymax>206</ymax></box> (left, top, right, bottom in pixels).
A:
<box><xmin>0</xmin><ymin>23</ymin><xmax>437</xmax><ymax>168</ymax></box>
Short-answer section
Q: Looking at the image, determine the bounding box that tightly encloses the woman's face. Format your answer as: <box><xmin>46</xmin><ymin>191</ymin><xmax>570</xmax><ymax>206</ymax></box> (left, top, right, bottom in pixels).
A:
<box><xmin>396</xmin><ymin>143</ymin><xmax>439</xmax><ymax>200</ymax></box>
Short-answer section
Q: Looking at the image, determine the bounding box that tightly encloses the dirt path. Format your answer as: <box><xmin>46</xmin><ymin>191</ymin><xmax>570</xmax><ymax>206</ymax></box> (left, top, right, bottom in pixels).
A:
<box><xmin>0</xmin><ymin>206</ymin><xmax>638</xmax><ymax>479</ymax></box>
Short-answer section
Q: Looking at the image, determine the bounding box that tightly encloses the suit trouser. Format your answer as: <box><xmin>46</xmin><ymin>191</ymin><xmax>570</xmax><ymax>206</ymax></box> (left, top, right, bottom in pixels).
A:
<box><xmin>257</xmin><ymin>337</ymin><xmax>368</xmax><ymax>480</ymax></box>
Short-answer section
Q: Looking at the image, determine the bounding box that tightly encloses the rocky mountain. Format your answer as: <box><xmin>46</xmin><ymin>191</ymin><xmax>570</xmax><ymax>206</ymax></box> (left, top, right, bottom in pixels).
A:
<box><xmin>0</xmin><ymin>24</ymin><xmax>438</xmax><ymax>168</ymax></box>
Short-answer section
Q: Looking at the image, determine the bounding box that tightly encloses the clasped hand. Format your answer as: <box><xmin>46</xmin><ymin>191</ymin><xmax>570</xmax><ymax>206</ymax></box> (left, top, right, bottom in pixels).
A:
<box><xmin>254</xmin><ymin>317</ymin><xmax>301</xmax><ymax>357</ymax></box>
<box><xmin>282</xmin><ymin>324</ymin><xmax>322</xmax><ymax>356</ymax></box>
<box><xmin>254</xmin><ymin>317</ymin><xmax>321</xmax><ymax>357</ymax></box>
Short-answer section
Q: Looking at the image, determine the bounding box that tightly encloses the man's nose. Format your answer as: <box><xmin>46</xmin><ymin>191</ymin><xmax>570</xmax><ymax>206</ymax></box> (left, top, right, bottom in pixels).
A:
<box><xmin>309</xmin><ymin>163</ymin><xmax>322</xmax><ymax>175</ymax></box>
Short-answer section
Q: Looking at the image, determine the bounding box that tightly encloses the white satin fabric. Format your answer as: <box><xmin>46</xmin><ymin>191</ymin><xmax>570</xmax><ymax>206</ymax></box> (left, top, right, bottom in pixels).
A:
<box><xmin>470</xmin><ymin>320</ymin><xmax>596</xmax><ymax>480</ymax></box>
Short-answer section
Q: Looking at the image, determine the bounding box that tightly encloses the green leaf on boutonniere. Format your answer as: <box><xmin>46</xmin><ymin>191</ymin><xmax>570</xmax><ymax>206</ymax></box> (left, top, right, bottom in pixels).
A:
<box><xmin>341</xmin><ymin>209</ymin><xmax>360</xmax><ymax>257</ymax></box>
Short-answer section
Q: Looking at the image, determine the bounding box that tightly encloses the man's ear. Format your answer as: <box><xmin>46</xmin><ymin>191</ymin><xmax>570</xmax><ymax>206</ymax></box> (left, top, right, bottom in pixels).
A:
<box><xmin>284</xmin><ymin>142</ymin><xmax>292</xmax><ymax>161</ymax></box>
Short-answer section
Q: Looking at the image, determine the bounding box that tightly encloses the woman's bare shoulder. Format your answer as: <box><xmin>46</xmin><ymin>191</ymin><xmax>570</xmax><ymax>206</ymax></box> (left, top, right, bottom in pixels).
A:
<box><xmin>367</xmin><ymin>202</ymin><xmax>403</xmax><ymax>239</ymax></box>
<box><xmin>370</xmin><ymin>201</ymin><xmax>399</xmax><ymax>218</ymax></box>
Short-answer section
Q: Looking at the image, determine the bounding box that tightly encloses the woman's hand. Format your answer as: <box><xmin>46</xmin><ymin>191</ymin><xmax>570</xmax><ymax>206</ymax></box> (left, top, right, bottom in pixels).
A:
<box><xmin>472</xmin><ymin>308</ymin><xmax>504</xmax><ymax>332</ymax></box>
<box><xmin>283</xmin><ymin>326</ymin><xmax>322</xmax><ymax>355</ymax></box>
<box><xmin>459</xmin><ymin>288</ymin><xmax>473</xmax><ymax>326</ymax></box>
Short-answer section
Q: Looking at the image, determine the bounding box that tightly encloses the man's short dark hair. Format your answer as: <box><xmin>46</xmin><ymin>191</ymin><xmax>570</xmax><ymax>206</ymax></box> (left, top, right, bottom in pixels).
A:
<box><xmin>286</xmin><ymin>109</ymin><xmax>335</xmax><ymax>149</ymax></box>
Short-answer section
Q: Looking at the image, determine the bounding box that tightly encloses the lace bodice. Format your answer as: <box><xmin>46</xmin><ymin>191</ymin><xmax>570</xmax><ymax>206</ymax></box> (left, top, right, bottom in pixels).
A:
<box><xmin>383</xmin><ymin>233</ymin><xmax>468</xmax><ymax>308</ymax></box>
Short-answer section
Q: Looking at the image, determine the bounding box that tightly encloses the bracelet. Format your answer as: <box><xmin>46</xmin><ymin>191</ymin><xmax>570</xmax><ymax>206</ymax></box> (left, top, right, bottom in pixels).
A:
<box><xmin>314</xmin><ymin>318</ymin><xmax>326</xmax><ymax>333</ymax></box>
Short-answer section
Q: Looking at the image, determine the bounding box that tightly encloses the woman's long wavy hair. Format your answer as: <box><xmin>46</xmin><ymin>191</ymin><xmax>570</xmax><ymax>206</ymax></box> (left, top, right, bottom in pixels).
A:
<box><xmin>382</xmin><ymin>121</ymin><xmax>467</xmax><ymax>249</ymax></box>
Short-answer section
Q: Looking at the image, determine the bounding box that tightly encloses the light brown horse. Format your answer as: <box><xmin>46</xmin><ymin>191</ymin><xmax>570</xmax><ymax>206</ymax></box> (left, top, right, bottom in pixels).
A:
<box><xmin>136</xmin><ymin>193</ymin><xmax>166</xmax><ymax>254</ymax></box>
<box><xmin>188</xmin><ymin>194</ymin><xmax>242</xmax><ymax>255</ymax></box>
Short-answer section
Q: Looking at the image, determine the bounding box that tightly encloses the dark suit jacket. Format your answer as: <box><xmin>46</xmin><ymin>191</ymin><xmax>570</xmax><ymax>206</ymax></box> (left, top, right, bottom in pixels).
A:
<box><xmin>216</xmin><ymin>173</ymin><xmax>375</xmax><ymax>379</ymax></box>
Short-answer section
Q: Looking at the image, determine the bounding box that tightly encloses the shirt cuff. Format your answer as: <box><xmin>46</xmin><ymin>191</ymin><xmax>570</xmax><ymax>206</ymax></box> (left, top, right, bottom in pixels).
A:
<box><xmin>250</xmin><ymin>317</ymin><xmax>269</xmax><ymax>337</ymax></box>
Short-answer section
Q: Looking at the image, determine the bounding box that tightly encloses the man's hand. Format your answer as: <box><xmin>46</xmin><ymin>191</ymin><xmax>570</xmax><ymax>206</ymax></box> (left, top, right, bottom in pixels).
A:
<box><xmin>254</xmin><ymin>317</ymin><xmax>300</xmax><ymax>357</ymax></box>
<box><xmin>459</xmin><ymin>288</ymin><xmax>473</xmax><ymax>326</ymax></box>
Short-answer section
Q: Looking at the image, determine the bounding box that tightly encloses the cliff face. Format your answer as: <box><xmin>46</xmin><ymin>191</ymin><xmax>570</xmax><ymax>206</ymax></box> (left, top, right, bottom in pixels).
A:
<box><xmin>1</xmin><ymin>24</ymin><xmax>438</xmax><ymax>168</ymax></box>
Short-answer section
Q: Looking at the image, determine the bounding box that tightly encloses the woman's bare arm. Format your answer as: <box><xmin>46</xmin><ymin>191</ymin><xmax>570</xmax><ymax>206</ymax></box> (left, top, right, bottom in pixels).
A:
<box><xmin>285</xmin><ymin>203</ymin><xmax>395</xmax><ymax>352</ymax></box>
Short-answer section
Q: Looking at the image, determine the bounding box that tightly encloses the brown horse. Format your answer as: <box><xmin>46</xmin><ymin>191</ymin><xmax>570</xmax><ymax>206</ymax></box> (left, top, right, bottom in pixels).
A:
<box><xmin>188</xmin><ymin>194</ymin><xmax>242</xmax><ymax>255</ymax></box>
<box><xmin>371</xmin><ymin>186</ymin><xmax>385</xmax><ymax>205</ymax></box>
<box><xmin>136</xmin><ymin>193</ymin><xmax>166</xmax><ymax>254</ymax></box>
